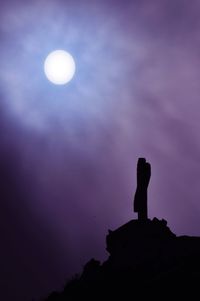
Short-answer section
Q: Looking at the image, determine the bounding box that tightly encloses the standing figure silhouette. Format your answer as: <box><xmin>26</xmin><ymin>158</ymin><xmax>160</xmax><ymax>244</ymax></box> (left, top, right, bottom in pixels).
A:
<box><xmin>134</xmin><ymin>158</ymin><xmax>151</xmax><ymax>220</ymax></box>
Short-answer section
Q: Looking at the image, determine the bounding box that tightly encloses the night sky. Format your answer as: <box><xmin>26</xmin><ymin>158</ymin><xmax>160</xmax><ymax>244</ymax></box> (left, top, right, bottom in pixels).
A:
<box><xmin>1</xmin><ymin>0</ymin><xmax>200</xmax><ymax>300</ymax></box>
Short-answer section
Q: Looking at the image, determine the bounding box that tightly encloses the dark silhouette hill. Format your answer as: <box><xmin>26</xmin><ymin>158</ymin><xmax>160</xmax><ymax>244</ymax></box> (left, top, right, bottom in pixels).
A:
<box><xmin>43</xmin><ymin>158</ymin><xmax>200</xmax><ymax>300</ymax></box>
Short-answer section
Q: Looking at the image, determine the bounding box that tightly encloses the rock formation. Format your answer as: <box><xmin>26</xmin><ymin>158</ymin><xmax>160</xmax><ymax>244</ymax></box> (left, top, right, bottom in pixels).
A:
<box><xmin>44</xmin><ymin>158</ymin><xmax>200</xmax><ymax>300</ymax></box>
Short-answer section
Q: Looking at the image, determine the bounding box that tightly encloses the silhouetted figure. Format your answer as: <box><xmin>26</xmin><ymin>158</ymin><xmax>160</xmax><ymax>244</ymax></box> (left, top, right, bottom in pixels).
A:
<box><xmin>134</xmin><ymin>158</ymin><xmax>151</xmax><ymax>220</ymax></box>
<box><xmin>43</xmin><ymin>156</ymin><xmax>200</xmax><ymax>301</ymax></box>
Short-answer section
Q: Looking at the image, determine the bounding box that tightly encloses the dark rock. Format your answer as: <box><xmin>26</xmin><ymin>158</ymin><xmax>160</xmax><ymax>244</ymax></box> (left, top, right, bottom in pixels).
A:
<box><xmin>43</xmin><ymin>218</ymin><xmax>200</xmax><ymax>300</ymax></box>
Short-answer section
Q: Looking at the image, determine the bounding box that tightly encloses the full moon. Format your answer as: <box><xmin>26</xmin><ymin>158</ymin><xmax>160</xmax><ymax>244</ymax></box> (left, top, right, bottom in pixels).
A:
<box><xmin>44</xmin><ymin>50</ymin><xmax>76</xmax><ymax>85</ymax></box>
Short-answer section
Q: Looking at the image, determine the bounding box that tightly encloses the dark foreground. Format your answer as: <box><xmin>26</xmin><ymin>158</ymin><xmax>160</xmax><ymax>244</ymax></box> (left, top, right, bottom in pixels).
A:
<box><xmin>44</xmin><ymin>218</ymin><xmax>200</xmax><ymax>300</ymax></box>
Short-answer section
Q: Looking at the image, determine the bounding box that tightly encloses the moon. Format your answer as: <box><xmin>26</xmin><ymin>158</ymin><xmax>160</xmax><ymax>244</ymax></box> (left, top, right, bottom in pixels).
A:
<box><xmin>44</xmin><ymin>50</ymin><xmax>76</xmax><ymax>85</ymax></box>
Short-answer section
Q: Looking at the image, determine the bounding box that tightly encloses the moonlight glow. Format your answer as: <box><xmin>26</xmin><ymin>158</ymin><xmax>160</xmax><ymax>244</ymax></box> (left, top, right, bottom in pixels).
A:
<box><xmin>44</xmin><ymin>50</ymin><xmax>76</xmax><ymax>85</ymax></box>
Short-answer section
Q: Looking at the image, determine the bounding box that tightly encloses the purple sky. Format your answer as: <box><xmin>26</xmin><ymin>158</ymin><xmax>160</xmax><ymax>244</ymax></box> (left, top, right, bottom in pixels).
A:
<box><xmin>1</xmin><ymin>0</ymin><xmax>200</xmax><ymax>300</ymax></box>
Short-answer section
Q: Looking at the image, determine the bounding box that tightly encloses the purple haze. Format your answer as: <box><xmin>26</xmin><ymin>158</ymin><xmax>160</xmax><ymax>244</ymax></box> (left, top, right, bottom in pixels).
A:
<box><xmin>1</xmin><ymin>0</ymin><xmax>200</xmax><ymax>300</ymax></box>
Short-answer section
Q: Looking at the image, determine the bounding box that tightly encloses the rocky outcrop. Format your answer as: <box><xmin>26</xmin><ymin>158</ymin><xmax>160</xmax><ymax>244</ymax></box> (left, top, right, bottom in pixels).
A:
<box><xmin>44</xmin><ymin>218</ymin><xmax>200</xmax><ymax>300</ymax></box>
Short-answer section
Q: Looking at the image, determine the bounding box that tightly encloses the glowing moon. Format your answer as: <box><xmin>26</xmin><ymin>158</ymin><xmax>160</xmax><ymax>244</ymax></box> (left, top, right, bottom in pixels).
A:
<box><xmin>44</xmin><ymin>50</ymin><xmax>76</xmax><ymax>85</ymax></box>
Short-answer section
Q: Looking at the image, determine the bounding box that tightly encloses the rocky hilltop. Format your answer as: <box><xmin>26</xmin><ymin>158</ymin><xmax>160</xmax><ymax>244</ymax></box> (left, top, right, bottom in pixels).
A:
<box><xmin>44</xmin><ymin>158</ymin><xmax>200</xmax><ymax>300</ymax></box>
<box><xmin>44</xmin><ymin>217</ymin><xmax>200</xmax><ymax>300</ymax></box>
